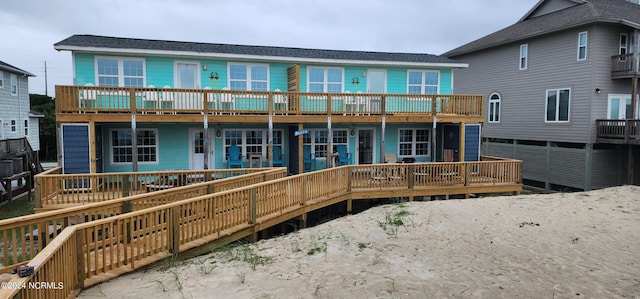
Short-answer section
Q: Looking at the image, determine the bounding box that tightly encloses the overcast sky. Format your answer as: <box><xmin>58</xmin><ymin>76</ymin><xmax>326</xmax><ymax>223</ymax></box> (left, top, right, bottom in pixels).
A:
<box><xmin>1</xmin><ymin>0</ymin><xmax>538</xmax><ymax>97</ymax></box>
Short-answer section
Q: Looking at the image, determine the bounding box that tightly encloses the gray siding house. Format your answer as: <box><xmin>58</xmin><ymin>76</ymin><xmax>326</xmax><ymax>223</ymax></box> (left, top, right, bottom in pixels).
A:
<box><xmin>444</xmin><ymin>0</ymin><xmax>640</xmax><ymax>191</ymax></box>
<box><xmin>0</xmin><ymin>61</ymin><xmax>42</xmax><ymax>150</ymax></box>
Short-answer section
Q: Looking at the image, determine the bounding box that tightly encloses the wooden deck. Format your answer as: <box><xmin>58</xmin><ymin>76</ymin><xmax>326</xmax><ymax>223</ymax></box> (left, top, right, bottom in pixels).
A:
<box><xmin>0</xmin><ymin>159</ymin><xmax>521</xmax><ymax>299</ymax></box>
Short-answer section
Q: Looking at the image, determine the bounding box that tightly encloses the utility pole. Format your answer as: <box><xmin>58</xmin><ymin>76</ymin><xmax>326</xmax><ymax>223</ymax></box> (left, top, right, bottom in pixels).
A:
<box><xmin>44</xmin><ymin>61</ymin><xmax>48</xmax><ymax>97</ymax></box>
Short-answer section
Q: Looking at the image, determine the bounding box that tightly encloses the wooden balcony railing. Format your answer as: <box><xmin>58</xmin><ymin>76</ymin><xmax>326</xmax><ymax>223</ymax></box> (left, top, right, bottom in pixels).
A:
<box><xmin>0</xmin><ymin>168</ymin><xmax>286</xmax><ymax>274</ymax></box>
<box><xmin>55</xmin><ymin>85</ymin><xmax>484</xmax><ymax>117</ymax></box>
<box><xmin>596</xmin><ymin>119</ymin><xmax>640</xmax><ymax>144</ymax></box>
<box><xmin>35</xmin><ymin>167</ymin><xmax>285</xmax><ymax>209</ymax></box>
<box><xmin>611</xmin><ymin>54</ymin><xmax>640</xmax><ymax>79</ymax></box>
<box><xmin>0</xmin><ymin>158</ymin><xmax>520</xmax><ymax>298</ymax></box>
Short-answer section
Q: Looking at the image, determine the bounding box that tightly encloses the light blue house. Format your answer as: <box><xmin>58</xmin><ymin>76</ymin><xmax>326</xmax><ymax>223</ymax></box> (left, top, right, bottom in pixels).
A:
<box><xmin>54</xmin><ymin>35</ymin><xmax>484</xmax><ymax>174</ymax></box>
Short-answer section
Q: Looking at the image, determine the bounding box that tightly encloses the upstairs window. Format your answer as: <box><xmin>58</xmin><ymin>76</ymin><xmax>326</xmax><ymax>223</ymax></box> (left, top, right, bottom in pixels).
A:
<box><xmin>545</xmin><ymin>88</ymin><xmax>571</xmax><ymax>122</ymax></box>
<box><xmin>96</xmin><ymin>57</ymin><xmax>145</xmax><ymax>87</ymax></box>
<box><xmin>308</xmin><ymin>67</ymin><xmax>343</xmax><ymax>93</ymax></box>
<box><xmin>488</xmin><ymin>93</ymin><xmax>501</xmax><ymax>123</ymax></box>
<box><xmin>10</xmin><ymin>120</ymin><xmax>16</xmax><ymax>132</ymax></box>
<box><xmin>228</xmin><ymin>64</ymin><xmax>268</xmax><ymax>91</ymax></box>
<box><xmin>407</xmin><ymin>70</ymin><xmax>439</xmax><ymax>94</ymax></box>
<box><xmin>619</xmin><ymin>33</ymin><xmax>629</xmax><ymax>56</ymax></box>
<box><xmin>24</xmin><ymin>120</ymin><xmax>28</xmax><ymax>136</ymax></box>
<box><xmin>10</xmin><ymin>74</ymin><xmax>17</xmax><ymax>95</ymax></box>
<box><xmin>577</xmin><ymin>32</ymin><xmax>588</xmax><ymax>61</ymax></box>
<box><xmin>519</xmin><ymin>44</ymin><xmax>528</xmax><ymax>70</ymax></box>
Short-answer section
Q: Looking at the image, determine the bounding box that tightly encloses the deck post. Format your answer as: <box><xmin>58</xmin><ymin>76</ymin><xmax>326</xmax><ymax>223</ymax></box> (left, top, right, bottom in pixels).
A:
<box><xmin>408</xmin><ymin>165</ymin><xmax>415</xmax><ymax>189</ymax></box>
<box><xmin>34</xmin><ymin>175</ymin><xmax>41</xmax><ymax>208</ymax></box>
<box><xmin>75</xmin><ymin>230</ymin><xmax>85</xmax><ymax>289</ymax></box>
<box><xmin>298</xmin><ymin>213</ymin><xmax>307</xmax><ymax>229</ymax></box>
<box><xmin>250</xmin><ymin>188</ymin><xmax>257</xmax><ymax>224</ymax></box>
<box><xmin>122</xmin><ymin>174</ymin><xmax>130</xmax><ymax>197</ymax></box>
<box><xmin>203</xmin><ymin>116</ymin><xmax>209</xmax><ymax>170</ymax></box>
<box><xmin>170</xmin><ymin>206</ymin><xmax>180</xmax><ymax>254</ymax></box>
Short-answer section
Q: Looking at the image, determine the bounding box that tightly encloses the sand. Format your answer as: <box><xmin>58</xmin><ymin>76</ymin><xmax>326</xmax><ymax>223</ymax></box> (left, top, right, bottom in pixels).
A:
<box><xmin>78</xmin><ymin>186</ymin><xmax>640</xmax><ymax>299</ymax></box>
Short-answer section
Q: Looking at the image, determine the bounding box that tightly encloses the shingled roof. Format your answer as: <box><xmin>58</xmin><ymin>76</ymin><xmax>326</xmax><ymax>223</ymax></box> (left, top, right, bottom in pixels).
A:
<box><xmin>55</xmin><ymin>35</ymin><xmax>462</xmax><ymax>66</ymax></box>
<box><xmin>443</xmin><ymin>0</ymin><xmax>640</xmax><ymax>57</ymax></box>
<box><xmin>0</xmin><ymin>60</ymin><xmax>35</xmax><ymax>77</ymax></box>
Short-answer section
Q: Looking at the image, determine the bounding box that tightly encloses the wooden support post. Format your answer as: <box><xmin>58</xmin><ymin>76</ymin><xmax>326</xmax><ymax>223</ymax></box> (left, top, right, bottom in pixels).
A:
<box><xmin>122</xmin><ymin>200</ymin><xmax>132</xmax><ymax>213</ymax></box>
<box><xmin>459</xmin><ymin>122</ymin><xmax>465</xmax><ymax>162</ymax></box>
<box><xmin>298</xmin><ymin>123</ymin><xmax>304</xmax><ymax>174</ymax></box>
<box><xmin>250</xmin><ymin>188</ymin><xmax>257</xmax><ymax>224</ymax></box>
<box><xmin>204</xmin><ymin>116</ymin><xmax>209</xmax><ymax>170</ymax></box>
<box><xmin>34</xmin><ymin>174</ymin><xmax>41</xmax><ymax>209</ymax></box>
<box><xmin>346</xmin><ymin>199</ymin><xmax>352</xmax><ymax>214</ymax></box>
<box><xmin>75</xmin><ymin>230</ymin><xmax>85</xmax><ymax>289</ymax></box>
<box><xmin>408</xmin><ymin>165</ymin><xmax>415</xmax><ymax>190</ymax></box>
<box><xmin>298</xmin><ymin>213</ymin><xmax>307</xmax><ymax>229</ymax></box>
<box><xmin>170</xmin><ymin>206</ymin><xmax>180</xmax><ymax>254</ymax></box>
<box><xmin>122</xmin><ymin>174</ymin><xmax>130</xmax><ymax>197</ymax></box>
<box><xmin>131</xmin><ymin>115</ymin><xmax>138</xmax><ymax>173</ymax></box>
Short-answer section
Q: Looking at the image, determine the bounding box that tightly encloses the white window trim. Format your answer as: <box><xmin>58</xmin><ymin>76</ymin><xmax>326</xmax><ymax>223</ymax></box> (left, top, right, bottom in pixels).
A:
<box><xmin>10</xmin><ymin>74</ymin><xmax>18</xmax><ymax>96</ymax></box>
<box><xmin>174</xmin><ymin>61</ymin><xmax>201</xmax><ymax>89</ymax></box>
<box><xmin>10</xmin><ymin>119</ymin><xmax>17</xmax><ymax>132</ymax></box>
<box><xmin>223</xmin><ymin>129</ymin><xmax>284</xmax><ymax>160</ymax></box>
<box><xmin>24</xmin><ymin>119</ymin><xmax>28</xmax><ymax>136</ymax></box>
<box><xmin>397</xmin><ymin>128</ymin><xmax>431</xmax><ymax>158</ymax></box>
<box><xmin>545</xmin><ymin>88</ymin><xmax>571</xmax><ymax>123</ymax></box>
<box><xmin>519</xmin><ymin>44</ymin><xmax>528</xmax><ymax>70</ymax></box>
<box><xmin>109</xmin><ymin>128</ymin><xmax>159</xmax><ymax>165</ymax></box>
<box><xmin>302</xmin><ymin>128</ymin><xmax>349</xmax><ymax>158</ymax></box>
<box><xmin>619</xmin><ymin>33</ymin><xmax>628</xmax><ymax>56</ymax></box>
<box><xmin>606</xmin><ymin>94</ymin><xmax>632</xmax><ymax>119</ymax></box>
<box><xmin>488</xmin><ymin>93</ymin><xmax>501</xmax><ymax>123</ymax></box>
<box><xmin>227</xmin><ymin>63</ymin><xmax>270</xmax><ymax>91</ymax></box>
<box><xmin>306</xmin><ymin>66</ymin><xmax>344</xmax><ymax>93</ymax></box>
<box><xmin>94</xmin><ymin>56</ymin><xmax>146</xmax><ymax>87</ymax></box>
<box><xmin>577</xmin><ymin>31</ymin><xmax>588</xmax><ymax>61</ymax></box>
<box><xmin>406</xmin><ymin>70</ymin><xmax>440</xmax><ymax>96</ymax></box>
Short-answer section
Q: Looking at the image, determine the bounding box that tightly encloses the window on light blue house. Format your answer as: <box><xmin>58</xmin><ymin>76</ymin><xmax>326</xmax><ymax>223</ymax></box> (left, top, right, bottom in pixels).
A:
<box><xmin>308</xmin><ymin>67</ymin><xmax>343</xmax><ymax>93</ymax></box>
<box><xmin>96</xmin><ymin>57</ymin><xmax>144</xmax><ymax>87</ymax></box>
<box><xmin>407</xmin><ymin>70</ymin><xmax>438</xmax><ymax>94</ymax></box>
<box><xmin>110</xmin><ymin>129</ymin><xmax>157</xmax><ymax>164</ymax></box>
<box><xmin>228</xmin><ymin>64</ymin><xmax>268</xmax><ymax>91</ymax></box>
<box><xmin>223</xmin><ymin>129</ymin><xmax>282</xmax><ymax>160</ymax></box>
<box><xmin>302</xmin><ymin>129</ymin><xmax>348</xmax><ymax>158</ymax></box>
<box><xmin>398</xmin><ymin>128</ymin><xmax>430</xmax><ymax>157</ymax></box>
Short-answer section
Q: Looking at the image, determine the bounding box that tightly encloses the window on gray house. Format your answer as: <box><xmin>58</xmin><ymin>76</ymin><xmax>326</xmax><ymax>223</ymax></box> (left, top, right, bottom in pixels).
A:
<box><xmin>577</xmin><ymin>32</ymin><xmax>588</xmax><ymax>61</ymax></box>
<box><xmin>489</xmin><ymin>93</ymin><xmax>501</xmax><ymax>123</ymax></box>
<box><xmin>546</xmin><ymin>88</ymin><xmax>570</xmax><ymax>122</ymax></box>
<box><xmin>519</xmin><ymin>44</ymin><xmax>528</xmax><ymax>70</ymax></box>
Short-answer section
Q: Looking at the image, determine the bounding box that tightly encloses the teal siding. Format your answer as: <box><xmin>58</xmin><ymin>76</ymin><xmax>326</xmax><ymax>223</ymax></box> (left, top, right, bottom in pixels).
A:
<box><xmin>72</xmin><ymin>54</ymin><xmax>455</xmax><ymax>96</ymax></box>
<box><xmin>74</xmin><ymin>53</ymin><xmax>95</xmax><ymax>85</ymax></box>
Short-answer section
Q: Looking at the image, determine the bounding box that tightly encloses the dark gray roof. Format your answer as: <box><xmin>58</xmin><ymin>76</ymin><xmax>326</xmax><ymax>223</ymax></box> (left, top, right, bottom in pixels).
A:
<box><xmin>0</xmin><ymin>60</ymin><xmax>35</xmax><ymax>77</ymax></box>
<box><xmin>54</xmin><ymin>35</ymin><xmax>461</xmax><ymax>65</ymax></box>
<box><xmin>443</xmin><ymin>0</ymin><xmax>640</xmax><ymax>57</ymax></box>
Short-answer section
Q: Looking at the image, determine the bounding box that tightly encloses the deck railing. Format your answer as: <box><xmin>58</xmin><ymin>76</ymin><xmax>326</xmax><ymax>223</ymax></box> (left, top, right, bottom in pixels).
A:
<box><xmin>611</xmin><ymin>54</ymin><xmax>639</xmax><ymax>78</ymax></box>
<box><xmin>0</xmin><ymin>159</ymin><xmax>520</xmax><ymax>299</ymax></box>
<box><xmin>595</xmin><ymin>119</ymin><xmax>640</xmax><ymax>143</ymax></box>
<box><xmin>55</xmin><ymin>85</ymin><xmax>484</xmax><ymax>117</ymax></box>
<box><xmin>35</xmin><ymin>167</ymin><xmax>281</xmax><ymax>209</ymax></box>
<box><xmin>0</xmin><ymin>168</ymin><xmax>285</xmax><ymax>274</ymax></box>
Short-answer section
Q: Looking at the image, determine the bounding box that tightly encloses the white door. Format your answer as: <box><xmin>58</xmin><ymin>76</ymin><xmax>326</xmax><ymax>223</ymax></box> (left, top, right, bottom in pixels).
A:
<box><xmin>190</xmin><ymin>129</ymin><xmax>212</xmax><ymax>170</ymax></box>
<box><xmin>607</xmin><ymin>94</ymin><xmax>632</xmax><ymax>119</ymax></box>
<box><xmin>367</xmin><ymin>69</ymin><xmax>386</xmax><ymax>113</ymax></box>
<box><xmin>176</xmin><ymin>62</ymin><xmax>199</xmax><ymax>89</ymax></box>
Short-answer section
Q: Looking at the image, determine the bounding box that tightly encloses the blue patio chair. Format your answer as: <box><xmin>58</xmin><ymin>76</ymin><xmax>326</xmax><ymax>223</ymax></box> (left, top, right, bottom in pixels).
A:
<box><xmin>272</xmin><ymin>146</ymin><xmax>285</xmax><ymax>167</ymax></box>
<box><xmin>227</xmin><ymin>144</ymin><xmax>243</xmax><ymax>168</ymax></box>
<box><xmin>303</xmin><ymin>145</ymin><xmax>316</xmax><ymax>172</ymax></box>
<box><xmin>336</xmin><ymin>144</ymin><xmax>352</xmax><ymax>166</ymax></box>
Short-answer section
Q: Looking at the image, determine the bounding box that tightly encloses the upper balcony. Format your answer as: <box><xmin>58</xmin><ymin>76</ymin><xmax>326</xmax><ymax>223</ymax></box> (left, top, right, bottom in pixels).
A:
<box><xmin>595</xmin><ymin>119</ymin><xmax>640</xmax><ymax>145</ymax></box>
<box><xmin>55</xmin><ymin>86</ymin><xmax>484</xmax><ymax>124</ymax></box>
<box><xmin>611</xmin><ymin>54</ymin><xmax>640</xmax><ymax>79</ymax></box>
